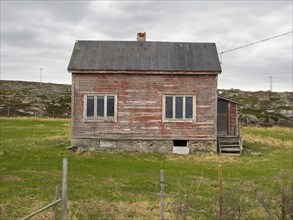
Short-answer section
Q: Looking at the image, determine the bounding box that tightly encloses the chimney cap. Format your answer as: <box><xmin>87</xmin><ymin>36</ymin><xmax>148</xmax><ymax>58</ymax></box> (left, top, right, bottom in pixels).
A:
<box><xmin>137</xmin><ymin>32</ymin><xmax>146</xmax><ymax>41</ymax></box>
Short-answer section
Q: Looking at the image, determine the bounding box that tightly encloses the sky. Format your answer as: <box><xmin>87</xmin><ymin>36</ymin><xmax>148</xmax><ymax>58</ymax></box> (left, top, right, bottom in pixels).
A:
<box><xmin>1</xmin><ymin>0</ymin><xmax>292</xmax><ymax>92</ymax></box>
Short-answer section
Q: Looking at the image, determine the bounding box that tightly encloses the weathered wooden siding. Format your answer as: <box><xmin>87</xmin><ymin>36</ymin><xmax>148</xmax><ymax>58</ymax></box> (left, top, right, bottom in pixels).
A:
<box><xmin>228</xmin><ymin>102</ymin><xmax>238</xmax><ymax>135</ymax></box>
<box><xmin>72</xmin><ymin>73</ymin><xmax>217</xmax><ymax>141</ymax></box>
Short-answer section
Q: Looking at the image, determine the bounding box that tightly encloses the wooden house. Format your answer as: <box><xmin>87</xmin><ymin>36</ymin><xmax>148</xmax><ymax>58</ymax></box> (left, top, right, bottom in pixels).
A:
<box><xmin>67</xmin><ymin>37</ymin><xmax>241</xmax><ymax>154</ymax></box>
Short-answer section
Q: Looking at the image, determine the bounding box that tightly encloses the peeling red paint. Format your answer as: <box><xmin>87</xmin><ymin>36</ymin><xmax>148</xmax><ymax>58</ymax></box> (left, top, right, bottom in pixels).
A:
<box><xmin>72</xmin><ymin>73</ymin><xmax>217</xmax><ymax>141</ymax></box>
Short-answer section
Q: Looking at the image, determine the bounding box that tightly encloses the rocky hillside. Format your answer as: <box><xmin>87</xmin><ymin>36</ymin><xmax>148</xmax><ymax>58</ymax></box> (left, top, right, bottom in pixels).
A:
<box><xmin>0</xmin><ymin>80</ymin><xmax>71</xmax><ymax>118</ymax></box>
<box><xmin>218</xmin><ymin>89</ymin><xmax>293</xmax><ymax>126</ymax></box>
<box><xmin>0</xmin><ymin>80</ymin><xmax>292</xmax><ymax>126</ymax></box>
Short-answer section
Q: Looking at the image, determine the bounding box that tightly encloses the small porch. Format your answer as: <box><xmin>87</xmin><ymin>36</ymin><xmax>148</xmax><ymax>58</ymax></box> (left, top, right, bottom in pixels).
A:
<box><xmin>217</xmin><ymin>97</ymin><xmax>242</xmax><ymax>155</ymax></box>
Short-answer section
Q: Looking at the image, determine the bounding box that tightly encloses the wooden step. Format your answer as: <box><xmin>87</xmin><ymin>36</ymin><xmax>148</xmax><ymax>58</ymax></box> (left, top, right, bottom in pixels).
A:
<box><xmin>220</xmin><ymin>145</ymin><xmax>240</xmax><ymax>148</ymax></box>
<box><xmin>219</xmin><ymin>139</ymin><xmax>239</xmax><ymax>143</ymax></box>
<box><xmin>220</xmin><ymin>148</ymin><xmax>241</xmax><ymax>152</ymax></box>
<box><xmin>220</xmin><ymin>140</ymin><xmax>239</xmax><ymax>143</ymax></box>
<box><xmin>218</xmin><ymin>136</ymin><xmax>242</xmax><ymax>155</ymax></box>
<box><xmin>219</xmin><ymin>153</ymin><xmax>242</xmax><ymax>156</ymax></box>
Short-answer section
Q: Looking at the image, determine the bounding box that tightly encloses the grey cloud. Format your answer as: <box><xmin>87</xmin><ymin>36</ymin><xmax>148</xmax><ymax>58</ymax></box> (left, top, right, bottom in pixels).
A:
<box><xmin>1</xmin><ymin>1</ymin><xmax>292</xmax><ymax>90</ymax></box>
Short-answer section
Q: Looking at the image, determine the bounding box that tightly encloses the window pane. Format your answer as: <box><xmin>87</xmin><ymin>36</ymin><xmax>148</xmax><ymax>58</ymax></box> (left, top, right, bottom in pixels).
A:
<box><xmin>218</xmin><ymin>100</ymin><xmax>227</xmax><ymax>113</ymax></box>
<box><xmin>86</xmin><ymin>96</ymin><xmax>94</xmax><ymax>117</ymax></box>
<box><xmin>107</xmin><ymin>96</ymin><xmax>115</xmax><ymax>117</ymax></box>
<box><xmin>165</xmin><ymin>96</ymin><xmax>173</xmax><ymax>118</ymax></box>
<box><xmin>175</xmin><ymin>97</ymin><xmax>183</xmax><ymax>118</ymax></box>
<box><xmin>97</xmin><ymin>96</ymin><xmax>104</xmax><ymax>117</ymax></box>
<box><xmin>185</xmin><ymin>97</ymin><xmax>193</xmax><ymax>118</ymax></box>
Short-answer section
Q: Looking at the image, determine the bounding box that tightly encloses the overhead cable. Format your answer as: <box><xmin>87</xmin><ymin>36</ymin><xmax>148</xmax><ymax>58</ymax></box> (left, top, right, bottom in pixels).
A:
<box><xmin>219</xmin><ymin>31</ymin><xmax>293</xmax><ymax>55</ymax></box>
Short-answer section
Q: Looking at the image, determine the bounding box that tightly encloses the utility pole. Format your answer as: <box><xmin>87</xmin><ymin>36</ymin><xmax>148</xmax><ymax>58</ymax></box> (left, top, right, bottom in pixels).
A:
<box><xmin>40</xmin><ymin>68</ymin><xmax>43</xmax><ymax>83</ymax></box>
<box><xmin>269</xmin><ymin>76</ymin><xmax>272</xmax><ymax>91</ymax></box>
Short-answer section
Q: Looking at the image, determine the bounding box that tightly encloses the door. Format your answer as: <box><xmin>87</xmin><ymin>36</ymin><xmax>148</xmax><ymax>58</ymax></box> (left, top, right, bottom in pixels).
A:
<box><xmin>217</xmin><ymin>100</ymin><xmax>228</xmax><ymax>135</ymax></box>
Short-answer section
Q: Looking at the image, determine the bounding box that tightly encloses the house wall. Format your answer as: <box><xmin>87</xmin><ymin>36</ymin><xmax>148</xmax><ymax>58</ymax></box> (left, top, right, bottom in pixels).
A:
<box><xmin>71</xmin><ymin>73</ymin><xmax>218</xmax><ymax>152</ymax></box>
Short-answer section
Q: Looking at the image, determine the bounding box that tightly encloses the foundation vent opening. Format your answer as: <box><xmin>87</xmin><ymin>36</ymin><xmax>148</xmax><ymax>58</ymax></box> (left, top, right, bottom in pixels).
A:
<box><xmin>173</xmin><ymin>140</ymin><xmax>188</xmax><ymax>147</ymax></box>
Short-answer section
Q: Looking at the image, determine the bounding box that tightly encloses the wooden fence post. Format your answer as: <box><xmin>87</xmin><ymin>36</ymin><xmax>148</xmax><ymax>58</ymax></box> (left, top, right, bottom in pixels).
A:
<box><xmin>61</xmin><ymin>158</ymin><xmax>68</xmax><ymax>220</ymax></box>
<box><xmin>280</xmin><ymin>169</ymin><xmax>285</xmax><ymax>220</ymax></box>
<box><xmin>252</xmin><ymin>186</ymin><xmax>275</xmax><ymax>220</ymax></box>
<box><xmin>53</xmin><ymin>185</ymin><xmax>59</xmax><ymax>220</ymax></box>
<box><xmin>160</xmin><ymin>169</ymin><xmax>165</xmax><ymax>220</ymax></box>
<box><xmin>218</xmin><ymin>165</ymin><xmax>223</xmax><ymax>220</ymax></box>
<box><xmin>21</xmin><ymin>199</ymin><xmax>62</xmax><ymax>220</ymax></box>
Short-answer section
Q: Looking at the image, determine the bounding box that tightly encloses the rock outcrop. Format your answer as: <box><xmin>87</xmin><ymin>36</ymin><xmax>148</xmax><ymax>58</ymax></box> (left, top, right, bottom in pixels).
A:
<box><xmin>0</xmin><ymin>80</ymin><xmax>71</xmax><ymax>118</ymax></box>
<box><xmin>218</xmin><ymin>89</ymin><xmax>293</xmax><ymax>127</ymax></box>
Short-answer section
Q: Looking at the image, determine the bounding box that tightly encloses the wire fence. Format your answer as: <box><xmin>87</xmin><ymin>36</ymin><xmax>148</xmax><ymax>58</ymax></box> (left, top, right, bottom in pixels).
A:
<box><xmin>19</xmin><ymin>159</ymin><xmax>67</xmax><ymax>220</ymax></box>
<box><xmin>3</xmin><ymin>159</ymin><xmax>292</xmax><ymax>220</ymax></box>
<box><xmin>1</xmin><ymin>117</ymin><xmax>292</xmax><ymax>219</ymax></box>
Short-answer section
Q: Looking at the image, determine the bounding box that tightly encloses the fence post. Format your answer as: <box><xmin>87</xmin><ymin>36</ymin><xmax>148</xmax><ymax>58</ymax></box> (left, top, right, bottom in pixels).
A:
<box><xmin>160</xmin><ymin>169</ymin><xmax>165</xmax><ymax>220</ymax></box>
<box><xmin>53</xmin><ymin>185</ymin><xmax>59</xmax><ymax>220</ymax></box>
<box><xmin>21</xmin><ymin>199</ymin><xmax>62</xmax><ymax>220</ymax></box>
<box><xmin>280</xmin><ymin>169</ymin><xmax>285</xmax><ymax>220</ymax></box>
<box><xmin>218</xmin><ymin>165</ymin><xmax>223</xmax><ymax>220</ymax></box>
<box><xmin>61</xmin><ymin>158</ymin><xmax>68</xmax><ymax>220</ymax></box>
<box><xmin>252</xmin><ymin>186</ymin><xmax>275</xmax><ymax>220</ymax></box>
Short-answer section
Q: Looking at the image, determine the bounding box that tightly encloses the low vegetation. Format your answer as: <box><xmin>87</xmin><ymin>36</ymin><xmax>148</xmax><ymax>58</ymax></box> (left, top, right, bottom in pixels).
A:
<box><xmin>0</xmin><ymin>118</ymin><xmax>292</xmax><ymax>219</ymax></box>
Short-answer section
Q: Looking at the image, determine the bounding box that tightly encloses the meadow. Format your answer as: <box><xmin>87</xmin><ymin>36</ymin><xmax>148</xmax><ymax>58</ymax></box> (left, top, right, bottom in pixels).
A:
<box><xmin>0</xmin><ymin>118</ymin><xmax>292</xmax><ymax>219</ymax></box>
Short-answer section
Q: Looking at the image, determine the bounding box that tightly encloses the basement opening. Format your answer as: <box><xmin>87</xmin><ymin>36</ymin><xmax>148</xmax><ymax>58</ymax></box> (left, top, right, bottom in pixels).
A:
<box><xmin>173</xmin><ymin>140</ymin><xmax>188</xmax><ymax>147</ymax></box>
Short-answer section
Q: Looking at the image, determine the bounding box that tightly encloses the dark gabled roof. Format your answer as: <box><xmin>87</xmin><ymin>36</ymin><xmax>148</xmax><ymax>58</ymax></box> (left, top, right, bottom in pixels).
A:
<box><xmin>218</xmin><ymin>96</ymin><xmax>239</xmax><ymax>104</ymax></box>
<box><xmin>68</xmin><ymin>41</ymin><xmax>222</xmax><ymax>73</ymax></box>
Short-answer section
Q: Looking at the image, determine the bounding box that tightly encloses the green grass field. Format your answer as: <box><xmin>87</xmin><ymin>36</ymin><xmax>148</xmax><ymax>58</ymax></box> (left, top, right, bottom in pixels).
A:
<box><xmin>0</xmin><ymin>118</ymin><xmax>292</xmax><ymax>219</ymax></box>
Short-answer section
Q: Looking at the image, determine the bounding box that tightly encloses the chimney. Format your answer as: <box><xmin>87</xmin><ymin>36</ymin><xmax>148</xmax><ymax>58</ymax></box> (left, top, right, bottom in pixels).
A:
<box><xmin>137</xmin><ymin>32</ymin><xmax>146</xmax><ymax>41</ymax></box>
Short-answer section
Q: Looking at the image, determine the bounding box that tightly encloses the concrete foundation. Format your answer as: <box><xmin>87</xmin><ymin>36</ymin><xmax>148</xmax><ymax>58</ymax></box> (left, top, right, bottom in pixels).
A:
<box><xmin>188</xmin><ymin>140</ymin><xmax>217</xmax><ymax>152</ymax></box>
<box><xmin>71</xmin><ymin>138</ymin><xmax>217</xmax><ymax>153</ymax></box>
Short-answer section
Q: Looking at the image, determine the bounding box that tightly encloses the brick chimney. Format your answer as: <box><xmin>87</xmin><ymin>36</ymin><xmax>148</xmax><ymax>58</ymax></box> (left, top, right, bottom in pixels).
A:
<box><xmin>137</xmin><ymin>32</ymin><xmax>146</xmax><ymax>41</ymax></box>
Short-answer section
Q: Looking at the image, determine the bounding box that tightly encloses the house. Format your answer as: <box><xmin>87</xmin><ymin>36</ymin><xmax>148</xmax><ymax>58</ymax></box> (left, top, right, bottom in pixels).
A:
<box><xmin>67</xmin><ymin>35</ymin><xmax>241</xmax><ymax>154</ymax></box>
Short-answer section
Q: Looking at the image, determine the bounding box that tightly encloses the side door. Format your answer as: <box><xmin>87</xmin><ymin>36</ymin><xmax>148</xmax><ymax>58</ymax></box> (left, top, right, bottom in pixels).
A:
<box><xmin>217</xmin><ymin>100</ymin><xmax>228</xmax><ymax>135</ymax></box>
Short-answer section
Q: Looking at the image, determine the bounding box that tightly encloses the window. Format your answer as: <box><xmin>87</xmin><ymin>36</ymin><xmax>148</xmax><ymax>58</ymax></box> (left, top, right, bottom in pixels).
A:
<box><xmin>164</xmin><ymin>95</ymin><xmax>195</xmax><ymax>121</ymax></box>
<box><xmin>85</xmin><ymin>94</ymin><xmax>117</xmax><ymax>120</ymax></box>
<box><xmin>217</xmin><ymin>100</ymin><xmax>228</xmax><ymax>114</ymax></box>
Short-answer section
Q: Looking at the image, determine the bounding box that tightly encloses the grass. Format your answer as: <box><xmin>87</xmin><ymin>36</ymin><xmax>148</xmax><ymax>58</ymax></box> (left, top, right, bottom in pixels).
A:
<box><xmin>0</xmin><ymin>118</ymin><xmax>292</xmax><ymax>219</ymax></box>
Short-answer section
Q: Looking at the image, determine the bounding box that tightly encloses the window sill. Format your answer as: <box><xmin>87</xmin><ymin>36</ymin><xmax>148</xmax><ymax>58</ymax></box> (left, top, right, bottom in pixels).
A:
<box><xmin>84</xmin><ymin>118</ymin><xmax>117</xmax><ymax>123</ymax></box>
<box><xmin>163</xmin><ymin>119</ymin><xmax>195</xmax><ymax>123</ymax></box>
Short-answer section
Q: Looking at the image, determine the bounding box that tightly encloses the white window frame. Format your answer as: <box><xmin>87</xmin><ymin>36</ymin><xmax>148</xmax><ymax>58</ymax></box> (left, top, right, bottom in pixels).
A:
<box><xmin>163</xmin><ymin>95</ymin><xmax>196</xmax><ymax>122</ymax></box>
<box><xmin>84</xmin><ymin>93</ymin><xmax>117</xmax><ymax>121</ymax></box>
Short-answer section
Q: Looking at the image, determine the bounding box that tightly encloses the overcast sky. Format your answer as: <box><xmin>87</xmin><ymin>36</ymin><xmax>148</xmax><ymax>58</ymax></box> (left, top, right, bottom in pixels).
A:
<box><xmin>1</xmin><ymin>0</ymin><xmax>292</xmax><ymax>91</ymax></box>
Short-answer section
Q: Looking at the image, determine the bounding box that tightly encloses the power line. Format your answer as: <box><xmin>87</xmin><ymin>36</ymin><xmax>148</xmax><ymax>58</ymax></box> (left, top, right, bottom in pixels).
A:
<box><xmin>219</xmin><ymin>31</ymin><xmax>293</xmax><ymax>55</ymax></box>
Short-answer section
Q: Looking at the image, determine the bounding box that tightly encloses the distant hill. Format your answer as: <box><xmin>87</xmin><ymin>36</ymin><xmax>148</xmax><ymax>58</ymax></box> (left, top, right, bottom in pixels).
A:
<box><xmin>0</xmin><ymin>80</ymin><xmax>292</xmax><ymax>126</ymax></box>
<box><xmin>0</xmin><ymin>80</ymin><xmax>71</xmax><ymax>118</ymax></box>
<box><xmin>218</xmin><ymin>89</ymin><xmax>292</xmax><ymax>126</ymax></box>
